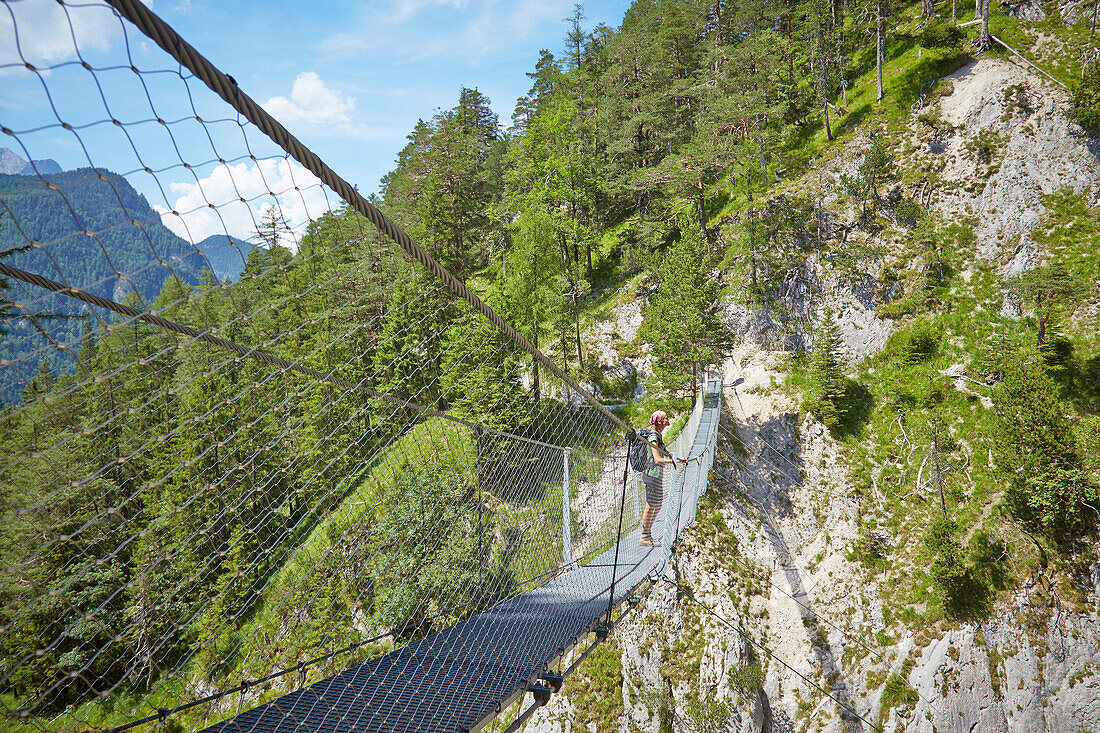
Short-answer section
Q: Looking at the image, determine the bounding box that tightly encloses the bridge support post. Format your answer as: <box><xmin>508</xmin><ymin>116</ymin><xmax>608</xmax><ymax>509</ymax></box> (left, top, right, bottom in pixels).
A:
<box><xmin>562</xmin><ymin>448</ymin><xmax>573</xmax><ymax>567</ymax></box>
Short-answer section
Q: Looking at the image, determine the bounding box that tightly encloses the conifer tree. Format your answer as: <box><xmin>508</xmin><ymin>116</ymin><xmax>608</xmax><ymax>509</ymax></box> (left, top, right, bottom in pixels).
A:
<box><xmin>925</xmin><ymin>517</ymin><xmax>966</xmax><ymax>610</ymax></box>
<box><xmin>512</xmin><ymin>50</ymin><xmax>563</xmax><ymax>133</ymax></box>
<box><xmin>802</xmin><ymin>311</ymin><xmax>848</xmax><ymax>427</ymax></box>
<box><xmin>1008</xmin><ymin>262</ymin><xmax>1088</xmax><ymax>345</ymax></box>
<box><xmin>993</xmin><ymin>346</ymin><xmax>1098</xmax><ymax>532</ymax></box>
<box><xmin>640</xmin><ymin>220</ymin><xmax>730</xmax><ymax>397</ymax></box>
<box><xmin>501</xmin><ymin>211</ymin><xmax>570</xmax><ymax>402</ymax></box>
<box><xmin>803</xmin><ymin>0</ymin><xmax>840</xmax><ymax>139</ymax></box>
<box><xmin>440</xmin><ymin>309</ymin><xmax>527</xmax><ymax>432</ymax></box>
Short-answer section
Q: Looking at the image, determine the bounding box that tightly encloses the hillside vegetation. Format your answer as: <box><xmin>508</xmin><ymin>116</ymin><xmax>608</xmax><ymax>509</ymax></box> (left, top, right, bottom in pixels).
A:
<box><xmin>0</xmin><ymin>162</ymin><xmax>255</xmax><ymax>403</ymax></box>
<box><xmin>2</xmin><ymin>0</ymin><xmax>1100</xmax><ymax>730</ymax></box>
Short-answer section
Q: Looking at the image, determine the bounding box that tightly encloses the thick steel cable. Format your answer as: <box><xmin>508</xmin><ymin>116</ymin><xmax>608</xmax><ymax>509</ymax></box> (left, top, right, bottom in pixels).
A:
<box><xmin>100</xmin><ymin>0</ymin><xmax>626</xmax><ymax>433</ymax></box>
<box><xmin>1</xmin><ymin>9</ymin><xmax>628</xmax><ymax>726</ymax></box>
<box><xmin>0</xmin><ymin>274</ymin><xmax>611</xmax><ymax>677</ymax></box>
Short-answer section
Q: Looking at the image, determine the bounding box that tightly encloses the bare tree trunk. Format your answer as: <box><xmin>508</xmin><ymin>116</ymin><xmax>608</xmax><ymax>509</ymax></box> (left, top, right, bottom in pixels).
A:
<box><xmin>697</xmin><ymin>181</ymin><xmax>708</xmax><ymax>247</ymax></box>
<box><xmin>932</xmin><ymin>426</ymin><xmax>947</xmax><ymax>521</ymax></box>
<box><xmin>756</xmin><ymin>120</ymin><xmax>771</xmax><ymax>185</ymax></box>
<box><xmin>979</xmin><ymin>0</ymin><xmax>991</xmax><ymax>49</ymax></box>
<box><xmin>823</xmin><ymin>98</ymin><xmax>833</xmax><ymax>139</ymax></box>
<box><xmin>593</xmin><ymin>77</ymin><xmax>600</xmax><ymax>150</ymax></box>
<box><xmin>876</xmin><ymin>0</ymin><xmax>886</xmax><ymax>101</ymax></box>
<box><xmin>952</xmin><ymin>0</ymin><xmax>957</xmax><ymax>22</ymax></box>
<box><xmin>573</xmin><ymin>288</ymin><xmax>584</xmax><ymax>372</ymax></box>
<box><xmin>923</xmin><ymin>0</ymin><xmax>936</xmax><ymax>17</ymax></box>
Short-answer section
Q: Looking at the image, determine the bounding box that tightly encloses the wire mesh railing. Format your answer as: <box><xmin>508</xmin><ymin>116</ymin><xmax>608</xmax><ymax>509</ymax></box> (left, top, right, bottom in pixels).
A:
<box><xmin>0</xmin><ymin>1</ymin><xmax>628</xmax><ymax>729</ymax></box>
<box><xmin>195</xmin><ymin>378</ymin><xmax>721</xmax><ymax>733</ymax></box>
<box><xmin>0</xmin><ymin>1</ymin><xmax>721</xmax><ymax>730</ymax></box>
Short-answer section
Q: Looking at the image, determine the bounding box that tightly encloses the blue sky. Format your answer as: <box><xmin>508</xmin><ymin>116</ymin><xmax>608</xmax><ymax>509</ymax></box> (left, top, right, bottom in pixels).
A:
<box><xmin>0</xmin><ymin>0</ymin><xmax>631</xmax><ymax>245</ymax></box>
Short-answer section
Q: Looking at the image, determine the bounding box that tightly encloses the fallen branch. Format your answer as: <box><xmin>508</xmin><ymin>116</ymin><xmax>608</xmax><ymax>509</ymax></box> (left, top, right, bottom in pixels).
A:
<box><xmin>989</xmin><ymin>33</ymin><xmax>1070</xmax><ymax>90</ymax></box>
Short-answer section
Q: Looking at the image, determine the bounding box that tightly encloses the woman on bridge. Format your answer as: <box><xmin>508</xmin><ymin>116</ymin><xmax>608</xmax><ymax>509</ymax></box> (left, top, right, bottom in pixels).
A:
<box><xmin>639</xmin><ymin>410</ymin><xmax>687</xmax><ymax>546</ymax></box>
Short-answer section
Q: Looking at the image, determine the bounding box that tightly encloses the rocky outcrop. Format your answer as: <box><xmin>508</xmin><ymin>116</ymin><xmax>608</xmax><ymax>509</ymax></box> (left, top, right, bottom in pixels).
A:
<box><xmin>933</xmin><ymin>59</ymin><xmax>1099</xmax><ymax>265</ymax></box>
<box><xmin>724</xmin><ymin>260</ymin><xmax>892</xmax><ymax>365</ymax></box>
<box><xmin>0</xmin><ymin>146</ymin><xmax>62</xmax><ymax>175</ymax></box>
<box><xmin>519</xmin><ymin>348</ymin><xmax>1100</xmax><ymax>732</ymax></box>
<box><xmin>1001</xmin><ymin>0</ymin><xmax>1046</xmax><ymax>21</ymax></box>
<box><xmin>520</xmin><ymin>54</ymin><xmax>1100</xmax><ymax>733</ymax></box>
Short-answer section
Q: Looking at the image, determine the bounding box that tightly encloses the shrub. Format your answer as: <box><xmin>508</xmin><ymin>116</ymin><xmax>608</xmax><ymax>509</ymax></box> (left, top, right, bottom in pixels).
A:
<box><xmin>1001</xmin><ymin>83</ymin><xmax>1034</xmax><ymax>118</ymax></box>
<box><xmin>883</xmin><ymin>318</ymin><xmax>943</xmax><ymax>365</ymax></box>
<box><xmin>847</xmin><ymin>529</ymin><xmax>889</xmax><ymax>569</ymax></box>
<box><xmin>880</xmin><ymin>671</ymin><xmax>919</xmax><ymax>713</ymax></box>
<box><xmin>965</xmin><ymin>129</ymin><xmax>1006</xmax><ymax>166</ymax></box>
<box><xmin>1068</xmin><ymin>61</ymin><xmax>1100</xmax><ymax>132</ymax></box>
<box><xmin>894</xmin><ymin>197</ymin><xmax>925</xmax><ymax>228</ymax></box>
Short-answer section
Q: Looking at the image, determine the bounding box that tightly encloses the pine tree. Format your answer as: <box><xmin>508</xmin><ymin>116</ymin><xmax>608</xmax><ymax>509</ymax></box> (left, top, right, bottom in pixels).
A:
<box><xmin>925</xmin><ymin>518</ymin><xmax>966</xmax><ymax>610</ymax></box>
<box><xmin>640</xmin><ymin>220</ymin><xmax>731</xmax><ymax>397</ymax></box>
<box><xmin>802</xmin><ymin>0</ymin><xmax>841</xmax><ymax>140</ymax></box>
<box><xmin>802</xmin><ymin>312</ymin><xmax>848</xmax><ymax>427</ymax></box>
<box><xmin>501</xmin><ymin>210</ymin><xmax>570</xmax><ymax>402</ymax></box>
<box><xmin>1008</xmin><ymin>262</ymin><xmax>1088</xmax><ymax>345</ymax></box>
<box><xmin>512</xmin><ymin>50</ymin><xmax>563</xmax><ymax>133</ymax></box>
<box><xmin>439</xmin><ymin>309</ymin><xmax>528</xmax><ymax>432</ymax></box>
<box><xmin>993</xmin><ymin>346</ymin><xmax>1098</xmax><ymax>532</ymax></box>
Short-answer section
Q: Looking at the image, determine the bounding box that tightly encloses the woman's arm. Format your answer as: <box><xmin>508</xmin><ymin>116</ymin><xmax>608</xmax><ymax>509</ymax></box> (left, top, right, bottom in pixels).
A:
<box><xmin>650</xmin><ymin>443</ymin><xmax>685</xmax><ymax>465</ymax></box>
<box><xmin>650</xmin><ymin>443</ymin><xmax>673</xmax><ymax>465</ymax></box>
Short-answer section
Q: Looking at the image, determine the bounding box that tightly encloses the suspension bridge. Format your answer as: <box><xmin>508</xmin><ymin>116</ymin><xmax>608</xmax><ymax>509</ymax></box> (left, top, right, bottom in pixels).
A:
<box><xmin>0</xmin><ymin>1</ymin><xmax>722</xmax><ymax>731</ymax></box>
<box><xmin>204</xmin><ymin>383</ymin><xmax>720</xmax><ymax>733</ymax></box>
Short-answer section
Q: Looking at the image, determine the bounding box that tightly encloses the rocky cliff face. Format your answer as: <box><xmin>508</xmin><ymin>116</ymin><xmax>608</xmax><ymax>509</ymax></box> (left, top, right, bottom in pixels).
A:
<box><xmin>0</xmin><ymin>146</ymin><xmax>62</xmax><ymax>175</ymax></box>
<box><xmin>521</xmin><ymin>347</ymin><xmax>1100</xmax><ymax>733</ymax></box>
<box><xmin>517</xmin><ymin>56</ymin><xmax>1100</xmax><ymax>733</ymax></box>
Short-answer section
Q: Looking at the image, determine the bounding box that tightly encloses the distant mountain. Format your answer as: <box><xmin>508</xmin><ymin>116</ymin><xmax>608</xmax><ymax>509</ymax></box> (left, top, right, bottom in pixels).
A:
<box><xmin>0</xmin><ymin>166</ymin><xmax>222</xmax><ymax>403</ymax></box>
<box><xmin>0</xmin><ymin>167</ymin><xmax>213</xmax><ymax>303</ymax></box>
<box><xmin>0</xmin><ymin>147</ymin><xmax>62</xmax><ymax>176</ymax></box>
<box><xmin>196</xmin><ymin>234</ymin><xmax>255</xmax><ymax>283</ymax></box>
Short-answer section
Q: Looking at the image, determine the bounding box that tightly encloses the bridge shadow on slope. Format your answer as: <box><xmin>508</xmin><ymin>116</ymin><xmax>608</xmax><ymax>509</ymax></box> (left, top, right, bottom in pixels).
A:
<box><xmin>719</xmin><ymin>407</ymin><xmax>865</xmax><ymax>733</ymax></box>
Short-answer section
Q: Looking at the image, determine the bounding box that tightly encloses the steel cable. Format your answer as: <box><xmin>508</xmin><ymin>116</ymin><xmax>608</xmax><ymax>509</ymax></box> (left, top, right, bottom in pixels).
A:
<box><xmin>101</xmin><ymin>0</ymin><xmax>626</xmax><ymax>432</ymax></box>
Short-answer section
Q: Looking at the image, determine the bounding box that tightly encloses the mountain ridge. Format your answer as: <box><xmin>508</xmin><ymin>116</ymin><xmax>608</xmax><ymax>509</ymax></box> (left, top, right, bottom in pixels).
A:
<box><xmin>0</xmin><ymin>146</ymin><xmax>62</xmax><ymax>176</ymax></box>
<box><xmin>0</xmin><ymin>164</ymin><xmax>254</xmax><ymax>402</ymax></box>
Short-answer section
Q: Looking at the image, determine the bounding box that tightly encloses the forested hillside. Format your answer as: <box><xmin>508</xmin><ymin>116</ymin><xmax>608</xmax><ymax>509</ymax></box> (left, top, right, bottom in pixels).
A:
<box><xmin>0</xmin><ymin>163</ymin><xmax>256</xmax><ymax>403</ymax></box>
<box><xmin>2</xmin><ymin>0</ymin><xmax>1099</xmax><ymax>730</ymax></box>
<box><xmin>0</xmin><ymin>168</ymin><xmax>213</xmax><ymax>301</ymax></box>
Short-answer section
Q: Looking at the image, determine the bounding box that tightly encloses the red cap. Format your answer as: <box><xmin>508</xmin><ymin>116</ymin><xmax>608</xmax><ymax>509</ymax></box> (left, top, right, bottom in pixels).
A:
<box><xmin>649</xmin><ymin>410</ymin><xmax>668</xmax><ymax>426</ymax></box>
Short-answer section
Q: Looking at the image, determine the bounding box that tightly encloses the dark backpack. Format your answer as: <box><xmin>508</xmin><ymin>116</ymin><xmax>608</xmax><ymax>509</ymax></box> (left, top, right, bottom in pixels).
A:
<box><xmin>629</xmin><ymin>429</ymin><xmax>655</xmax><ymax>472</ymax></box>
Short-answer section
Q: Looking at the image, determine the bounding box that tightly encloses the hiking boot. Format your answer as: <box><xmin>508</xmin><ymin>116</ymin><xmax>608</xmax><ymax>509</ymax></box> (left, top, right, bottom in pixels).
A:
<box><xmin>640</xmin><ymin>534</ymin><xmax>660</xmax><ymax>547</ymax></box>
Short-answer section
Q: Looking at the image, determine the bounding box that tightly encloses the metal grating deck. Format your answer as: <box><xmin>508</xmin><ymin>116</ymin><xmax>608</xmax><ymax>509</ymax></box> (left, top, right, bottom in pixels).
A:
<box><xmin>202</xmin><ymin>380</ymin><xmax>721</xmax><ymax>733</ymax></box>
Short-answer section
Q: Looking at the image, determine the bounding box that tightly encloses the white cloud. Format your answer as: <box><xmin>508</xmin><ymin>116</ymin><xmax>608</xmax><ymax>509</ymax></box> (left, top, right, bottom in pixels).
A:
<box><xmin>153</xmin><ymin>158</ymin><xmax>332</xmax><ymax>249</ymax></box>
<box><xmin>263</xmin><ymin>72</ymin><xmax>359</xmax><ymax>133</ymax></box>
<box><xmin>0</xmin><ymin>0</ymin><xmax>152</xmax><ymax>72</ymax></box>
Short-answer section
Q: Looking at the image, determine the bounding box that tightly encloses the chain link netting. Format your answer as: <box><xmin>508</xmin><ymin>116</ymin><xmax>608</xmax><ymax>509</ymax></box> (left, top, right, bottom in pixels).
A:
<box><xmin>0</xmin><ymin>2</ymin><xmax>717</xmax><ymax>730</ymax></box>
